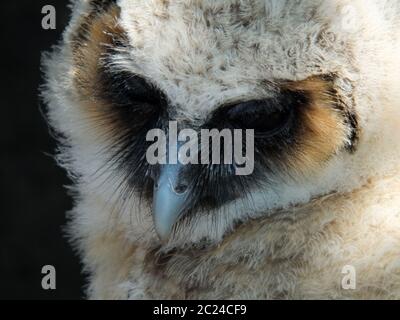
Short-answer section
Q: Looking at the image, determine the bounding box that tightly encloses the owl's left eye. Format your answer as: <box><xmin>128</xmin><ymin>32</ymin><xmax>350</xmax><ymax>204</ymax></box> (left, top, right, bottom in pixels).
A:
<box><xmin>226</xmin><ymin>99</ymin><xmax>294</xmax><ymax>137</ymax></box>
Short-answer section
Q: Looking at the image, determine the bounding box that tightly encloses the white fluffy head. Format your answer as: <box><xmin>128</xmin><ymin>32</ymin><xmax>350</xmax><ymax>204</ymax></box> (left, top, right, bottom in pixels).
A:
<box><xmin>42</xmin><ymin>0</ymin><xmax>400</xmax><ymax>248</ymax></box>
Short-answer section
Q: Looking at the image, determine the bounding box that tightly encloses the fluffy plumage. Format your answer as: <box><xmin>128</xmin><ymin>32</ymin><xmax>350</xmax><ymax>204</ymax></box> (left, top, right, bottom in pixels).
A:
<box><xmin>42</xmin><ymin>0</ymin><xmax>400</xmax><ymax>299</ymax></box>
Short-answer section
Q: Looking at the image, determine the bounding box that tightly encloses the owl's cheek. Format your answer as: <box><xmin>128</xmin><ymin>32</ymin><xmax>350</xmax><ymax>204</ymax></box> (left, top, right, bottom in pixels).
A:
<box><xmin>288</xmin><ymin>102</ymin><xmax>350</xmax><ymax>175</ymax></box>
<box><xmin>279</xmin><ymin>76</ymin><xmax>358</xmax><ymax>177</ymax></box>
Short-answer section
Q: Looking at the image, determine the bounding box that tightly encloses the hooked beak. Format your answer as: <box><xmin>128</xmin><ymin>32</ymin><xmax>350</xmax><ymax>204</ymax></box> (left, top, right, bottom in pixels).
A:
<box><xmin>153</xmin><ymin>161</ymin><xmax>190</xmax><ymax>240</ymax></box>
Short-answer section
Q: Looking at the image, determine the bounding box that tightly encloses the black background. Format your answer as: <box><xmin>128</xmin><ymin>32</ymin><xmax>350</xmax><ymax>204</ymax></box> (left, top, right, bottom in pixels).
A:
<box><xmin>0</xmin><ymin>1</ymin><xmax>83</xmax><ymax>299</ymax></box>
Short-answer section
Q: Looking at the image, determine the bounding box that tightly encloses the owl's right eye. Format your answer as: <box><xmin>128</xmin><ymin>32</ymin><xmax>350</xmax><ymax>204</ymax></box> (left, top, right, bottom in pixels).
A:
<box><xmin>96</xmin><ymin>69</ymin><xmax>167</xmax><ymax>136</ymax></box>
<box><xmin>100</xmin><ymin>70</ymin><xmax>167</xmax><ymax>109</ymax></box>
<box><xmin>94</xmin><ymin>70</ymin><xmax>167</xmax><ymax>199</ymax></box>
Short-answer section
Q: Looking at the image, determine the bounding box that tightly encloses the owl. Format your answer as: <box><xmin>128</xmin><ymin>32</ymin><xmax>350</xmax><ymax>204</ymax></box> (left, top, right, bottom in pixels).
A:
<box><xmin>42</xmin><ymin>0</ymin><xmax>400</xmax><ymax>299</ymax></box>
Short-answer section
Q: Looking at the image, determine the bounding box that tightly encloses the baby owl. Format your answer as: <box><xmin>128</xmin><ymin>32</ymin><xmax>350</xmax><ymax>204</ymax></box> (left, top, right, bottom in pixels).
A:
<box><xmin>42</xmin><ymin>0</ymin><xmax>400</xmax><ymax>299</ymax></box>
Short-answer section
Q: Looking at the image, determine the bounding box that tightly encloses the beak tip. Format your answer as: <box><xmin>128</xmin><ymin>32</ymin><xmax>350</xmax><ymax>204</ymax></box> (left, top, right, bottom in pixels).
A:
<box><xmin>154</xmin><ymin>220</ymin><xmax>173</xmax><ymax>241</ymax></box>
<box><xmin>153</xmin><ymin>194</ymin><xmax>186</xmax><ymax>242</ymax></box>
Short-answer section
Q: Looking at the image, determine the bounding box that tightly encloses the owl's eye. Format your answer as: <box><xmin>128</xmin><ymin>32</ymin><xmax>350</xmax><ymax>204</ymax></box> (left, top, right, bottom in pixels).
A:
<box><xmin>227</xmin><ymin>100</ymin><xmax>292</xmax><ymax>135</ymax></box>
<box><xmin>100</xmin><ymin>69</ymin><xmax>167</xmax><ymax>108</ymax></box>
<box><xmin>225</xmin><ymin>97</ymin><xmax>295</xmax><ymax>137</ymax></box>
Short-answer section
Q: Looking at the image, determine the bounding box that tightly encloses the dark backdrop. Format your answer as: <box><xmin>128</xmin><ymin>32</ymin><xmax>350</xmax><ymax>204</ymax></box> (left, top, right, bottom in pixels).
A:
<box><xmin>0</xmin><ymin>1</ymin><xmax>83</xmax><ymax>299</ymax></box>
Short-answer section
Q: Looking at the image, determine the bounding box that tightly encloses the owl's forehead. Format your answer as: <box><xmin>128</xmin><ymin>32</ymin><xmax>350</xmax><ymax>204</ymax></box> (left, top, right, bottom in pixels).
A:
<box><xmin>85</xmin><ymin>0</ymin><xmax>353</xmax><ymax>118</ymax></box>
<box><xmin>116</xmin><ymin>0</ymin><xmax>349</xmax><ymax>117</ymax></box>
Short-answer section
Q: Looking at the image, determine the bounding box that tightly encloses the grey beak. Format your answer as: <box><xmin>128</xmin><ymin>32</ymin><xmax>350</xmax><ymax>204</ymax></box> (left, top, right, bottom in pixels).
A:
<box><xmin>153</xmin><ymin>161</ymin><xmax>189</xmax><ymax>240</ymax></box>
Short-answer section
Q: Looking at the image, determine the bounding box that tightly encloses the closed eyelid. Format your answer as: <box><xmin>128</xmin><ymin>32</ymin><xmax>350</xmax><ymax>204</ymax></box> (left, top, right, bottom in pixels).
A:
<box><xmin>98</xmin><ymin>63</ymin><xmax>167</xmax><ymax>106</ymax></box>
<box><xmin>205</xmin><ymin>90</ymin><xmax>304</xmax><ymax>127</ymax></box>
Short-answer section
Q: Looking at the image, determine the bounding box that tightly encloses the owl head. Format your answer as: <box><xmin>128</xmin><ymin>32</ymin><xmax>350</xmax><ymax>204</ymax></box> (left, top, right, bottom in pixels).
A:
<box><xmin>43</xmin><ymin>0</ymin><xmax>400</xmax><ymax>248</ymax></box>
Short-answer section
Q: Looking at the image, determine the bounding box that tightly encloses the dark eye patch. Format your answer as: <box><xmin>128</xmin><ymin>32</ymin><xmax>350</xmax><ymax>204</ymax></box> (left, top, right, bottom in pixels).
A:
<box><xmin>163</xmin><ymin>90</ymin><xmax>310</xmax><ymax>216</ymax></box>
<box><xmin>99</xmin><ymin>68</ymin><xmax>167</xmax><ymax>108</ymax></box>
<box><xmin>93</xmin><ymin>68</ymin><xmax>169</xmax><ymax>202</ymax></box>
<box><xmin>226</xmin><ymin>99</ymin><xmax>293</xmax><ymax>137</ymax></box>
<box><xmin>208</xmin><ymin>90</ymin><xmax>307</xmax><ymax>139</ymax></box>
